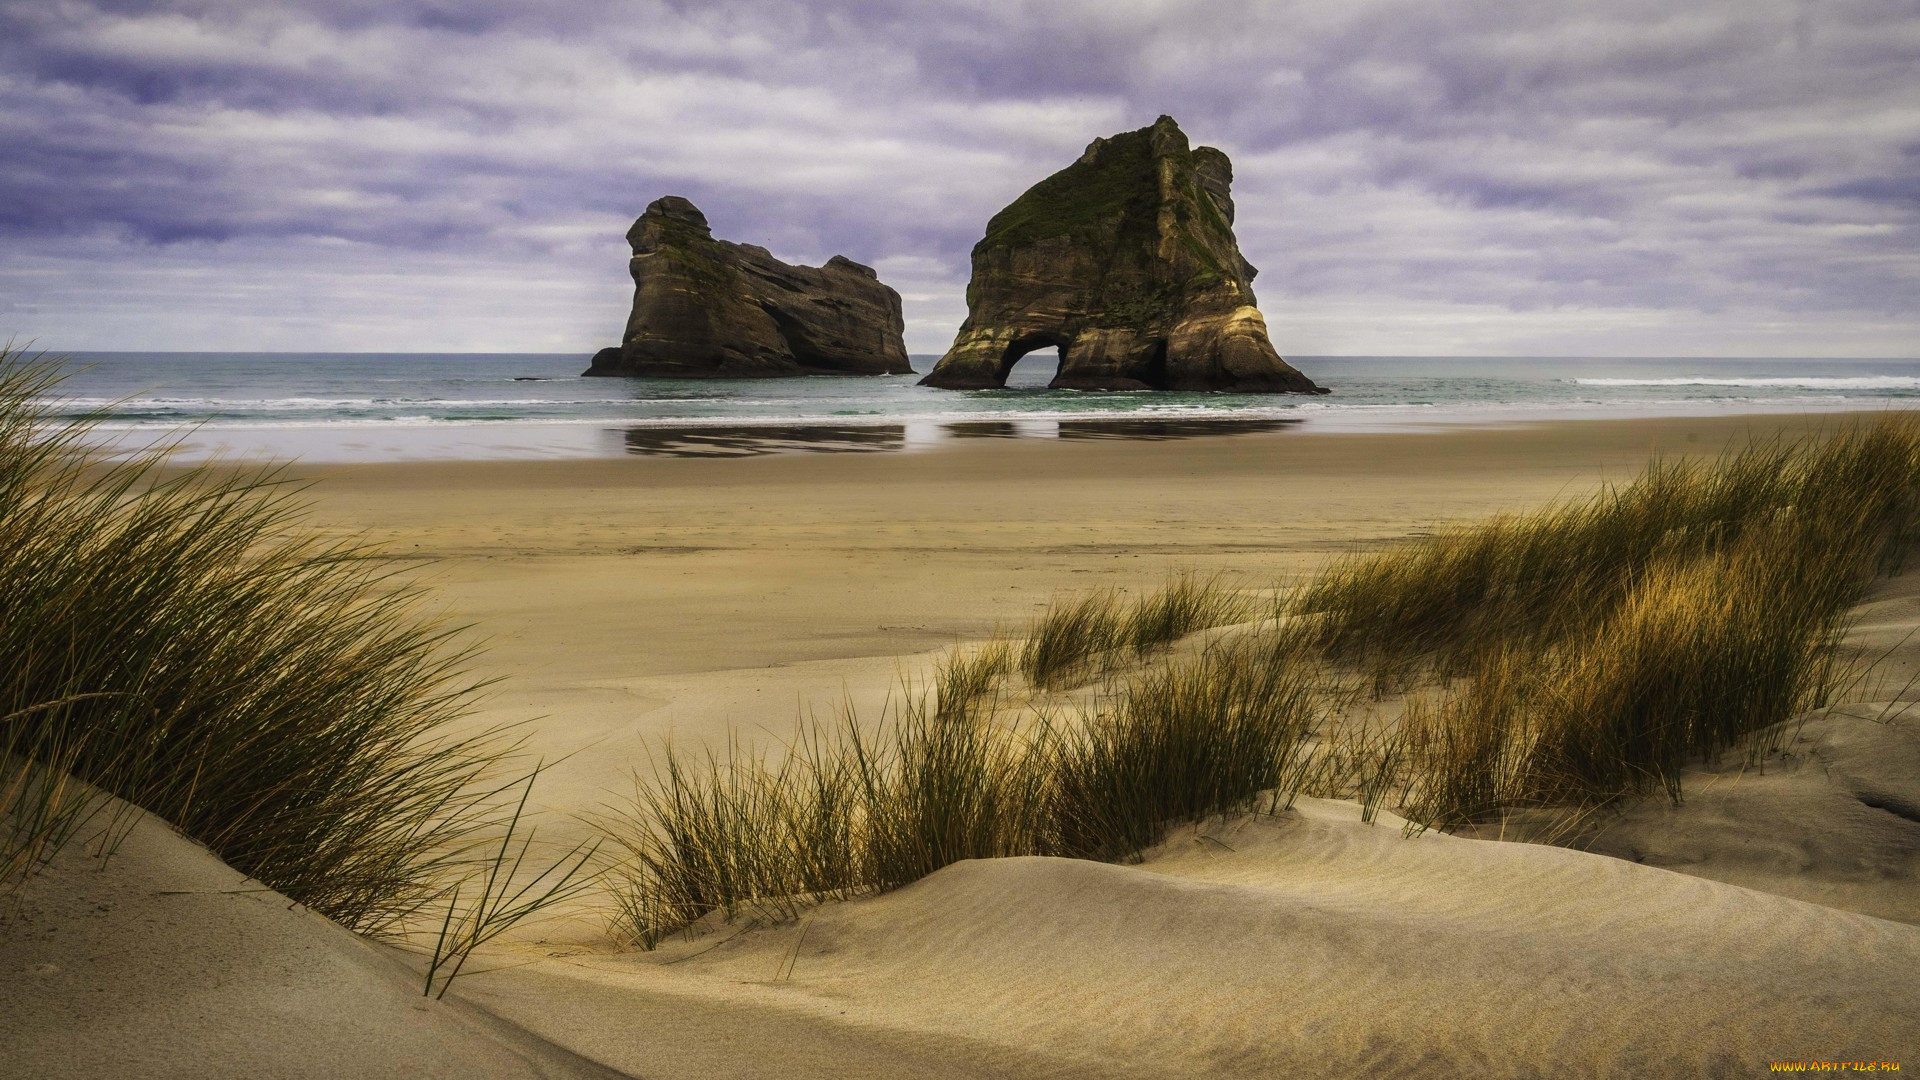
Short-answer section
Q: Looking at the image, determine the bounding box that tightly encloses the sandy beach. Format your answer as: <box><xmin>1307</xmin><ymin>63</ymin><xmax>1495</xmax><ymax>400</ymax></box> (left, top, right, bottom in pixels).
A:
<box><xmin>10</xmin><ymin>0</ymin><xmax>1918</xmax><ymax>1071</ymax></box>
<box><xmin>7</xmin><ymin>411</ymin><xmax>1918</xmax><ymax>1077</ymax></box>
<box><xmin>294</xmin><ymin>412</ymin><xmax>1903</xmax><ymax>843</ymax></box>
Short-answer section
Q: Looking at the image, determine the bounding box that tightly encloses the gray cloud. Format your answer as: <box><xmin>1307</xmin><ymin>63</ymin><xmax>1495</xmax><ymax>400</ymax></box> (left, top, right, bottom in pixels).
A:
<box><xmin>0</xmin><ymin>0</ymin><xmax>1915</xmax><ymax>355</ymax></box>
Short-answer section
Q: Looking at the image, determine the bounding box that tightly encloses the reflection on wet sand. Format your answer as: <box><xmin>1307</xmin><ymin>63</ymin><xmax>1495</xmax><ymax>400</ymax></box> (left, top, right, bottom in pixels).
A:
<box><xmin>1055</xmin><ymin>418</ymin><xmax>1301</xmax><ymax>441</ymax></box>
<box><xmin>939</xmin><ymin>421</ymin><xmax>1025</xmax><ymax>440</ymax></box>
<box><xmin>622</xmin><ymin>425</ymin><xmax>906</xmax><ymax>458</ymax></box>
<box><xmin>619</xmin><ymin>418</ymin><xmax>1302</xmax><ymax>457</ymax></box>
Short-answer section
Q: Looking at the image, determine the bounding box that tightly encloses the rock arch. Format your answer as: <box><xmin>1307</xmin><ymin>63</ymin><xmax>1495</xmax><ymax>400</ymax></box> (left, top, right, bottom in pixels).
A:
<box><xmin>919</xmin><ymin>117</ymin><xmax>1326</xmax><ymax>394</ymax></box>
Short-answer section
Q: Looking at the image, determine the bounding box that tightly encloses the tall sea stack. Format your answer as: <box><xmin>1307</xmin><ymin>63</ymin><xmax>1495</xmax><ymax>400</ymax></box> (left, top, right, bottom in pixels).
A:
<box><xmin>585</xmin><ymin>197</ymin><xmax>912</xmax><ymax>378</ymax></box>
<box><xmin>919</xmin><ymin>116</ymin><xmax>1325</xmax><ymax>393</ymax></box>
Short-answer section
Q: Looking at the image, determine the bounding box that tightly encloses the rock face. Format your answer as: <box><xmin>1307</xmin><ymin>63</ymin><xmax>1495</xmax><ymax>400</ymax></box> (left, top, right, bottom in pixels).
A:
<box><xmin>584</xmin><ymin>197</ymin><xmax>912</xmax><ymax>378</ymax></box>
<box><xmin>919</xmin><ymin>116</ymin><xmax>1325</xmax><ymax>393</ymax></box>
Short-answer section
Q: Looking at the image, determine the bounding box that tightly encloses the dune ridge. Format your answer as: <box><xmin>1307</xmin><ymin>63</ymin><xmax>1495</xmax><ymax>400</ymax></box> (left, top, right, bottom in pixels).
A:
<box><xmin>465</xmin><ymin>793</ymin><xmax>1919</xmax><ymax>1079</ymax></box>
<box><xmin>0</xmin><ymin>807</ymin><xmax>621</xmax><ymax>1080</ymax></box>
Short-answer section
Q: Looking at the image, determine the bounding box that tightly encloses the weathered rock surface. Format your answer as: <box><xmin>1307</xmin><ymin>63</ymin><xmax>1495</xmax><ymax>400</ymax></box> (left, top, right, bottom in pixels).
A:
<box><xmin>920</xmin><ymin>116</ymin><xmax>1325</xmax><ymax>393</ymax></box>
<box><xmin>585</xmin><ymin>197</ymin><xmax>912</xmax><ymax>378</ymax></box>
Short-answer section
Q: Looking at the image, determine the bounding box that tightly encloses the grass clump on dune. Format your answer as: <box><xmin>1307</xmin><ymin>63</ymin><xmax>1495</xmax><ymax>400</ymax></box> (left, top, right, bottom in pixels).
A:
<box><xmin>1120</xmin><ymin>572</ymin><xmax>1253</xmax><ymax>655</ymax></box>
<box><xmin>1301</xmin><ymin>416</ymin><xmax>1920</xmax><ymax>829</ymax></box>
<box><xmin>1296</xmin><ymin>439</ymin><xmax>1811</xmax><ymax>677</ymax></box>
<box><xmin>1020</xmin><ymin>572</ymin><xmax>1250</xmax><ymax>689</ymax></box>
<box><xmin>1399</xmin><ymin>516</ymin><xmax>1866</xmax><ymax>827</ymax></box>
<box><xmin>607</xmin><ymin>640</ymin><xmax>1317</xmax><ymax>945</ymax></box>
<box><xmin>606</xmin><ymin>671</ymin><xmax>1046</xmax><ymax>946</ymax></box>
<box><xmin>605</xmin><ymin>739</ymin><xmax>860</xmax><ymax>945</ymax></box>
<box><xmin>0</xmin><ymin>698</ymin><xmax>111</xmax><ymax>890</ymax></box>
<box><xmin>607</xmin><ymin>414</ymin><xmax>1920</xmax><ymax>946</ymax></box>
<box><xmin>0</xmin><ymin>347</ymin><xmax>585</xmax><ymax>941</ymax></box>
<box><xmin>1020</xmin><ymin>589</ymin><xmax>1124</xmax><ymax>689</ymax></box>
<box><xmin>1048</xmin><ymin>641</ymin><xmax>1317</xmax><ymax>860</ymax></box>
<box><xmin>936</xmin><ymin>637</ymin><xmax>1013</xmax><ymax>719</ymax></box>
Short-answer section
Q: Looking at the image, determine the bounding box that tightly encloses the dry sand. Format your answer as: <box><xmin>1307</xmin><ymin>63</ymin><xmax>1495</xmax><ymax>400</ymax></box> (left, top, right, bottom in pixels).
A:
<box><xmin>0</xmin><ymin>804</ymin><xmax>621</xmax><ymax>1080</ymax></box>
<box><xmin>7</xmin><ymin>412</ymin><xmax>1918</xmax><ymax>1077</ymax></box>
<box><xmin>461</xmin><ymin>798</ymin><xmax>1919</xmax><ymax>1078</ymax></box>
<box><xmin>289</xmin><ymin>411</ymin><xmax>1890</xmax><ymax>855</ymax></box>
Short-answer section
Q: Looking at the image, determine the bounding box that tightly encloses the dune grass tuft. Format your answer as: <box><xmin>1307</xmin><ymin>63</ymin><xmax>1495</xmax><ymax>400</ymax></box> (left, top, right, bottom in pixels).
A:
<box><xmin>1019</xmin><ymin>588</ymin><xmax>1125</xmax><ymax>689</ymax></box>
<box><xmin>607</xmin><ymin>639</ymin><xmax>1318</xmax><ymax>945</ymax></box>
<box><xmin>0</xmin><ymin>699</ymin><xmax>120</xmax><ymax>889</ymax></box>
<box><xmin>936</xmin><ymin>638</ymin><xmax>1012</xmax><ymax>719</ymax></box>
<box><xmin>1399</xmin><ymin>516</ymin><xmax>1861</xmax><ymax>827</ymax></box>
<box><xmin>1293</xmin><ymin>437</ymin><xmax>1817</xmax><ymax>677</ymax></box>
<box><xmin>606</xmin><ymin>655</ymin><xmax>1048</xmax><ymax>946</ymax></box>
<box><xmin>1299</xmin><ymin>415</ymin><xmax>1920</xmax><ymax>829</ymax></box>
<box><xmin>0</xmin><ymin>346</ymin><xmax>577</xmax><ymax>941</ymax></box>
<box><xmin>1120</xmin><ymin>572</ymin><xmax>1252</xmax><ymax>655</ymax></box>
<box><xmin>1048</xmin><ymin>641</ymin><xmax>1318</xmax><ymax>860</ymax></box>
<box><xmin>1020</xmin><ymin>573</ymin><xmax>1251</xmax><ymax>689</ymax></box>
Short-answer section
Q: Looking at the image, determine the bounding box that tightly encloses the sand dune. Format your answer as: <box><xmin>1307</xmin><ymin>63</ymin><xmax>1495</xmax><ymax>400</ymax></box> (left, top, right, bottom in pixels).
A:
<box><xmin>465</xmin><ymin>797</ymin><xmax>1918</xmax><ymax>1078</ymax></box>
<box><xmin>1581</xmin><ymin>705</ymin><xmax>1920</xmax><ymax>927</ymax></box>
<box><xmin>14</xmin><ymin>785</ymin><xmax>1912</xmax><ymax>1079</ymax></box>
<box><xmin>12</xmin><ymin>415</ymin><xmax>1920</xmax><ymax>1078</ymax></box>
<box><xmin>0</xmin><ymin>807</ymin><xmax>620</xmax><ymax>1080</ymax></box>
<box><xmin>1566</xmin><ymin>571</ymin><xmax>1920</xmax><ymax>927</ymax></box>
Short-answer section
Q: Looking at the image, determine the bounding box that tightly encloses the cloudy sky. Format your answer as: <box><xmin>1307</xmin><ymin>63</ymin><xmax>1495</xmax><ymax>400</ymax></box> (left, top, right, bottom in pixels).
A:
<box><xmin>1</xmin><ymin>0</ymin><xmax>1915</xmax><ymax>357</ymax></box>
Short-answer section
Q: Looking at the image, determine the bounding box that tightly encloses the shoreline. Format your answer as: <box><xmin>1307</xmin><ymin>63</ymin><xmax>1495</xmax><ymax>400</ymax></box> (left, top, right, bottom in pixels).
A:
<box><xmin>93</xmin><ymin>396</ymin><xmax>1920</xmax><ymax>464</ymax></box>
<box><xmin>291</xmin><ymin>403</ymin><xmax>1912</xmax><ymax>488</ymax></box>
<box><xmin>286</xmin><ymin>408</ymin><xmax>1909</xmax><ymax>686</ymax></box>
<box><xmin>278</xmin><ymin>409</ymin><xmax>1911</xmax><ymax>866</ymax></box>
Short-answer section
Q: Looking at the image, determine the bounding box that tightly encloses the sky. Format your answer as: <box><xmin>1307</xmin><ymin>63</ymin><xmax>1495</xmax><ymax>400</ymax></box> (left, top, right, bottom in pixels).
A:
<box><xmin>1</xmin><ymin>0</ymin><xmax>1916</xmax><ymax>357</ymax></box>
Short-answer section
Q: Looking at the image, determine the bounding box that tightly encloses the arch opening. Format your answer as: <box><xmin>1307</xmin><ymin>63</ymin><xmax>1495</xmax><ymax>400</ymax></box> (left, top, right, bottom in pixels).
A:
<box><xmin>995</xmin><ymin>332</ymin><xmax>1070</xmax><ymax>388</ymax></box>
<box><xmin>1003</xmin><ymin>347</ymin><xmax>1062</xmax><ymax>389</ymax></box>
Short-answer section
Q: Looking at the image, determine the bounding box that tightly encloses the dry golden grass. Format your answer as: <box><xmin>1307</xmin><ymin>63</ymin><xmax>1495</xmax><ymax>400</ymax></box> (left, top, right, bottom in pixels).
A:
<box><xmin>606</xmin><ymin>637</ymin><xmax>1319</xmax><ymax>945</ymax></box>
<box><xmin>605</xmin><ymin>415</ymin><xmax>1920</xmax><ymax>945</ymax></box>
<box><xmin>0</xmin><ymin>348</ymin><xmax>593</xmax><ymax>987</ymax></box>
<box><xmin>1301</xmin><ymin>416</ymin><xmax>1920</xmax><ymax>830</ymax></box>
<box><xmin>1020</xmin><ymin>573</ymin><xmax>1250</xmax><ymax>689</ymax></box>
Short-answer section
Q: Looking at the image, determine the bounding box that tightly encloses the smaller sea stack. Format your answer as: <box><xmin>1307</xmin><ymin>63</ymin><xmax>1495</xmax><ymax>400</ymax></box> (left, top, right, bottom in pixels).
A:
<box><xmin>585</xmin><ymin>197</ymin><xmax>912</xmax><ymax>378</ymax></box>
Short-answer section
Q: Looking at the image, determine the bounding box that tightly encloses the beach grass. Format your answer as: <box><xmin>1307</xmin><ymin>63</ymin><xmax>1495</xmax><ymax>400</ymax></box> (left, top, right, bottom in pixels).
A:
<box><xmin>1120</xmin><ymin>572</ymin><xmax>1253</xmax><ymax>655</ymax></box>
<box><xmin>606</xmin><ymin>655</ymin><xmax>1047</xmax><ymax>946</ymax></box>
<box><xmin>1019</xmin><ymin>588</ymin><xmax>1124</xmax><ymax>689</ymax></box>
<box><xmin>606</xmin><ymin>414</ymin><xmax>1920</xmax><ymax>944</ymax></box>
<box><xmin>607</xmin><ymin>637</ymin><xmax>1318</xmax><ymax>945</ymax></box>
<box><xmin>936</xmin><ymin>637</ymin><xmax>1013</xmax><ymax>719</ymax></box>
<box><xmin>1293</xmin><ymin>436</ymin><xmax>1812</xmax><ymax>678</ymax></box>
<box><xmin>0</xmin><ymin>347</ymin><xmax>581</xmax><ymax>944</ymax></box>
<box><xmin>1020</xmin><ymin>572</ymin><xmax>1250</xmax><ymax>689</ymax></box>
<box><xmin>1047</xmin><ymin>640</ymin><xmax>1318</xmax><ymax>860</ymax></box>
<box><xmin>1297</xmin><ymin>415</ymin><xmax>1920</xmax><ymax>828</ymax></box>
<box><xmin>0</xmin><ymin>697</ymin><xmax>119</xmax><ymax>890</ymax></box>
<box><xmin>1396</xmin><ymin>512</ymin><xmax>1865</xmax><ymax>827</ymax></box>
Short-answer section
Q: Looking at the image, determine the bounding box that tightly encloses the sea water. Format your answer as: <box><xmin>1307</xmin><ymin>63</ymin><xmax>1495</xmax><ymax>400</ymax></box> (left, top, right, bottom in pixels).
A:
<box><xmin>37</xmin><ymin>352</ymin><xmax>1920</xmax><ymax>462</ymax></box>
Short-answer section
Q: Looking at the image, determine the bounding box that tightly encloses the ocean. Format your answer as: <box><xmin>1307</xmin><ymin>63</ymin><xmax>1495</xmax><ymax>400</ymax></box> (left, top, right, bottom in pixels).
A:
<box><xmin>39</xmin><ymin>352</ymin><xmax>1920</xmax><ymax>462</ymax></box>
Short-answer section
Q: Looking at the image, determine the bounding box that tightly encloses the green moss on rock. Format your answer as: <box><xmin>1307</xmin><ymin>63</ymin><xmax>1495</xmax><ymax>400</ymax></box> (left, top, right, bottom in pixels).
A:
<box><xmin>979</xmin><ymin>127</ymin><xmax>1159</xmax><ymax>252</ymax></box>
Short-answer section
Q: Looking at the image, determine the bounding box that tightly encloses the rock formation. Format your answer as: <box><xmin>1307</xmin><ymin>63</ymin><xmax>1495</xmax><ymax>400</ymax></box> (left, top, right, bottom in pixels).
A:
<box><xmin>585</xmin><ymin>196</ymin><xmax>912</xmax><ymax>378</ymax></box>
<box><xmin>919</xmin><ymin>116</ymin><xmax>1325</xmax><ymax>393</ymax></box>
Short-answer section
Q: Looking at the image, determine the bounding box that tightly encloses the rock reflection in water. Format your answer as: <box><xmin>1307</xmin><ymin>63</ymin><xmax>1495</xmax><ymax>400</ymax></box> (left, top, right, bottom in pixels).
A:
<box><xmin>942</xmin><ymin>418</ymin><xmax>1303</xmax><ymax>442</ymax></box>
<box><xmin>1058</xmin><ymin>418</ymin><xmax>1301</xmax><ymax>440</ymax></box>
<box><xmin>622</xmin><ymin>425</ymin><xmax>906</xmax><ymax>458</ymax></box>
<box><xmin>620</xmin><ymin>418</ymin><xmax>1301</xmax><ymax>458</ymax></box>
<box><xmin>940</xmin><ymin>421</ymin><xmax>1025</xmax><ymax>440</ymax></box>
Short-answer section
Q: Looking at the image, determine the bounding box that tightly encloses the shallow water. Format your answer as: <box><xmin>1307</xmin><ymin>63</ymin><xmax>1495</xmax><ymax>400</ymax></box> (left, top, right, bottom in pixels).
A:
<box><xmin>41</xmin><ymin>352</ymin><xmax>1920</xmax><ymax>462</ymax></box>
